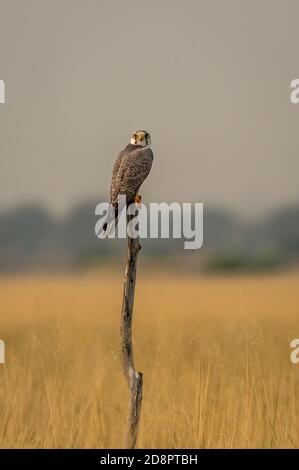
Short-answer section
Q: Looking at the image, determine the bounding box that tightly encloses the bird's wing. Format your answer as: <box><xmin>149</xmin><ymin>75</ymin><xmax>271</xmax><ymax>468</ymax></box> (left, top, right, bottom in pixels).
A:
<box><xmin>110</xmin><ymin>147</ymin><xmax>153</xmax><ymax>205</ymax></box>
<box><xmin>110</xmin><ymin>151</ymin><xmax>125</xmax><ymax>204</ymax></box>
<box><xmin>119</xmin><ymin>147</ymin><xmax>153</xmax><ymax>202</ymax></box>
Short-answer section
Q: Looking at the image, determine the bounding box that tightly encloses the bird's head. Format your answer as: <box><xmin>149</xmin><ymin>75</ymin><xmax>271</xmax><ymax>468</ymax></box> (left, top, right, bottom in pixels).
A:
<box><xmin>130</xmin><ymin>130</ymin><xmax>151</xmax><ymax>147</ymax></box>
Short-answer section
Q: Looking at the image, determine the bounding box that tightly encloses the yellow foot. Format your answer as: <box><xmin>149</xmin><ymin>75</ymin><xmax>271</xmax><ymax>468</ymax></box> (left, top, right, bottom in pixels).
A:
<box><xmin>134</xmin><ymin>194</ymin><xmax>142</xmax><ymax>204</ymax></box>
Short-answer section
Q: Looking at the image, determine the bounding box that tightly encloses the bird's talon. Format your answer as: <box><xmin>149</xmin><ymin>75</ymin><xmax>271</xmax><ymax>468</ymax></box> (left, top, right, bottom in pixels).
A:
<box><xmin>134</xmin><ymin>194</ymin><xmax>142</xmax><ymax>204</ymax></box>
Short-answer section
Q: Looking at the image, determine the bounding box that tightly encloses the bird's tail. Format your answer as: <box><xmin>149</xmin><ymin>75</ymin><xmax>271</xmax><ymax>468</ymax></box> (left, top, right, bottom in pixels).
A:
<box><xmin>101</xmin><ymin>203</ymin><xmax>118</xmax><ymax>238</ymax></box>
<box><xmin>98</xmin><ymin>196</ymin><xmax>127</xmax><ymax>238</ymax></box>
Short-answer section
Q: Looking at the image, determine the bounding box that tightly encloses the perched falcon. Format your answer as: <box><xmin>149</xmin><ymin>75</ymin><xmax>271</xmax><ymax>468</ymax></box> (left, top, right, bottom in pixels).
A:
<box><xmin>101</xmin><ymin>130</ymin><xmax>153</xmax><ymax>237</ymax></box>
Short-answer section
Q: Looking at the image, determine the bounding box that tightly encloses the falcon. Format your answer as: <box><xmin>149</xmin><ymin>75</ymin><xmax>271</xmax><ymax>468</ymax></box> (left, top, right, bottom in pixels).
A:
<box><xmin>101</xmin><ymin>130</ymin><xmax>153</xmax><ymax>237</ymax></box>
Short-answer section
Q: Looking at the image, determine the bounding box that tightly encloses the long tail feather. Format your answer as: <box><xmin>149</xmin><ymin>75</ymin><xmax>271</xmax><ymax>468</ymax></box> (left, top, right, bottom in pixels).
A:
<box><xmin>99</xmin><ymin>195</ymin><xmax>127</xmax><ymax>238</ymax></box>
<box><xmin>102</xmin><ymin>203</ymin><xmax>118</xmax><ymax>238</ymax></box>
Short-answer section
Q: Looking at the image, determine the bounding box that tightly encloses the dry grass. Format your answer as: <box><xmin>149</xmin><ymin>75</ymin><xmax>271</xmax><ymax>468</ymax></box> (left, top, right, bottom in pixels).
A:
<box><xmin>0</xmin><ymin>270</ymin><xmax>298</xmax><ymax>448</ymax></box>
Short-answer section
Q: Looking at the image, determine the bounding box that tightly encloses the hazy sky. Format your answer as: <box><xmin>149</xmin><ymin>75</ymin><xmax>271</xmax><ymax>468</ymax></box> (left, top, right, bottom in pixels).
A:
<box><xmin>0</xmin><ymin>0</ymin><xmax>298</xmax><ymax>216</ymax></box>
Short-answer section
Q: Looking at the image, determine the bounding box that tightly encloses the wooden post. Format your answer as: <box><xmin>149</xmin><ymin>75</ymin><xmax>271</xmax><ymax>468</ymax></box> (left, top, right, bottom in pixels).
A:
<box><xmin>120</xmin><ymin>233</ymin><xmax>143</xmax><ymax>449</ymax></box>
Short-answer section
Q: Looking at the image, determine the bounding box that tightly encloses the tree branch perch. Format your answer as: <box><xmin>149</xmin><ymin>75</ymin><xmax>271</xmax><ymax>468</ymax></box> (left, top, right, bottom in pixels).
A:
<box><xmin>120</xmin><ymin>234</ymin><xmax>143</xmax><ymax>449</ymax></box>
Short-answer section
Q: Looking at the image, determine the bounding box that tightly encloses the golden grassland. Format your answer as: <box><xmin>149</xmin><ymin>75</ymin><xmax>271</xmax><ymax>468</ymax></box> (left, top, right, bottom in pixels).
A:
<box><xmin>0</xmin><ymin>269</ymin><xmax>298</xmax><ymax>448</ymax></box>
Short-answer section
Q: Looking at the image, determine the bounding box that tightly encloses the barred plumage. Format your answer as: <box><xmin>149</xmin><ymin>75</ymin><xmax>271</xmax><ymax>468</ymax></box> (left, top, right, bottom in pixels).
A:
<box><xmin>101</xmin><ymin>130</ymin><xmax>153</xmax><ymax>237</ymax></box>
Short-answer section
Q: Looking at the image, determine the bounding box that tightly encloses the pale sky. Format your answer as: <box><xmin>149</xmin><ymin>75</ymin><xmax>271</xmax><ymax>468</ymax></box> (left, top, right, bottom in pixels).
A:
<box><xmin>0</xmin><ymin>0</ymin><xmax>298</xmax><ymax>216</ymax></box>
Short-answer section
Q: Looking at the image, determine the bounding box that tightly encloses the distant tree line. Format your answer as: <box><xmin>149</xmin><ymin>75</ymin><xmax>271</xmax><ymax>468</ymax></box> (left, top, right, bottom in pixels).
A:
<box><xmin>0</xmin><ymin>201</ymin><xmax>298</xmax><ymax>272</ymax></box>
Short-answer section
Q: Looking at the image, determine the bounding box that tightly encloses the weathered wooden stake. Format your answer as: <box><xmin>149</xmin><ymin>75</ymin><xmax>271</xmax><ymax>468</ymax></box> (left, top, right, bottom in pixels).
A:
<box><xmin>120</xmin><ymin>232</ymin><xmax>143</xmax><ymax>449</ymax></box>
